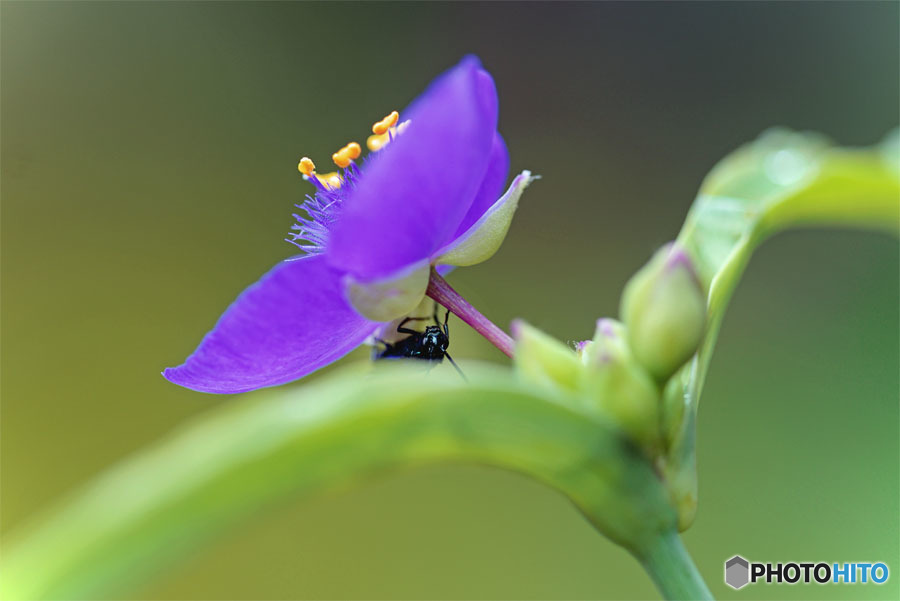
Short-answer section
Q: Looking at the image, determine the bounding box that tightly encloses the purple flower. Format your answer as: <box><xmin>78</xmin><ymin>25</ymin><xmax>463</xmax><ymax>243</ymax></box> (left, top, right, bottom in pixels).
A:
<box><xmin>164</xmin><ymin>56</ymin><xmax>534</xmax><ymax>394</ymax></box>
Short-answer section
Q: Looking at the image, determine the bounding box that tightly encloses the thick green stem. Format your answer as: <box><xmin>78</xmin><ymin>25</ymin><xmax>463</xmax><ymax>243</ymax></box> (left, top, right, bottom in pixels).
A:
<box><xmin>640</xmin><ymin>530</ymin><xmax>713</xmax><ymax>601</ymax></box>
<box><xmin>1</xmin><ymin>364</ymin><xmax>675</xmax><ymax>600</ymax></box>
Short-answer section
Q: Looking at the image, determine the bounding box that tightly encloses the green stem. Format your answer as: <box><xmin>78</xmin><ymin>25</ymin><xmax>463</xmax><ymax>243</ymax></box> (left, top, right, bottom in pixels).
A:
<box><xmin>1</xmin><ymin>364</ymin><xmax>675</xmax><ymax>600</ymax></box>
<box><xmin>640</xmin><ymin>530</ymin><xmax>713</xmax><ymax>601</ymax></box>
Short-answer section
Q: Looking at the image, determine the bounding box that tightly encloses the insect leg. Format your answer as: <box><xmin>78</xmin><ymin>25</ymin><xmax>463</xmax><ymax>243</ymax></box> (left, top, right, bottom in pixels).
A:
<box><xmin>444</xmin><ymin>351</ymin><xmax>467</xmax><ymax>381</ymax></box>
<box><xmin>372</xmin><ymin>337</ymin><xmax>393</xmax><ymax>359</ymax></box>
<box><xmin>397</xmin><ymin>316</ymin><xmax>429</xmax><ymax>336</ymax></box>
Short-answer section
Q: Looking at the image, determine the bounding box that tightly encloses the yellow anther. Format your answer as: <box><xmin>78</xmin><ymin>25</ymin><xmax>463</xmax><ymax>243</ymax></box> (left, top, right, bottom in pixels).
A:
<box><xmin>298</xmin><ymin>157</ymin><xmax>316</xmax><ymax>176</ymax></box>
<box><xmin>345</xmin><ymin>141</ymin><xmax>361</xmax><ymax>159</ymax></box>
<box><xmin>315</xmin><ymin>171</ymin><xmax>342</xmax><ymax>189</ymax></box>
<box><xmin>332</xmin><ymin>151</ymin><xmax>351</xmax><ymax>169</ymax></box>
<box><xmin>367</xmin><ymin>132</ymin><xmax>390</xmax><ymax>152</ymax></box>
<box><xmin>332</xmin><ymin>142</ymin><xmax>361</xmax><ymax>168</ymax></box>
<box><xmin>373</xmin><ymin>110</ymin><xmax>399</xmax><ymax>135</ymax></box>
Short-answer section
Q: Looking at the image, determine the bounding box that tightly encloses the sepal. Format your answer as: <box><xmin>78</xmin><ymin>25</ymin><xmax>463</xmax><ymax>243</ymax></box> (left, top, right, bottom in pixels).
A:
<box><xmin>344</xmin><ymin>261</ymin><xmax>430</xmax><ymax>322</ymax></box>
<box><xmin>435</xmin><ymin>172</ymin><xmax>536</xmax><ymax>266</ymax></box>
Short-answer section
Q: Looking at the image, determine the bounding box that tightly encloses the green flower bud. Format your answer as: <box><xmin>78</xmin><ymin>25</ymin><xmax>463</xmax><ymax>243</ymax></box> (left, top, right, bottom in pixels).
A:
<box><xmin>511</xmin><ymin>319</ymin><xmax>582</xmax><ymax>392</ymax></box>
<box><xmin>580</xmin><ymin>319</ymin><xmax>662</xmax><ymax>454</ymax></box>
<box><xmin>620</xmin><ymin>243</ymin><xmax>707</xmax><ymax>381</ymax></box>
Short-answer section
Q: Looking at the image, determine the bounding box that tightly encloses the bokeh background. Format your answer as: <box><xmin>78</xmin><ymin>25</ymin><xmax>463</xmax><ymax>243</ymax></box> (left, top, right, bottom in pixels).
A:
<box><xmin>2</xmin><ymin>2</ymin><xmax>897</xmax><ymax>600</ymax></box>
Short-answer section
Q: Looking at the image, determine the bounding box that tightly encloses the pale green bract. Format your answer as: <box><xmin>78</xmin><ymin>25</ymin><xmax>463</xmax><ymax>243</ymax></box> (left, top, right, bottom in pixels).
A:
<box><xmin>665</xmin><ymin>128</ymin><xmax>899</xmax><ymax>529</ymax></box>
<box><xmin>1</xmin><ymin>129</ymin><xmax>896</xmax><ymax>601</ymax></box>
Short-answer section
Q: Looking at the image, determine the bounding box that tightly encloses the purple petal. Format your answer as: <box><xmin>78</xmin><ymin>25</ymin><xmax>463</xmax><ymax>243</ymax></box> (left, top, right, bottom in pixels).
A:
<box><xmin>164</xmin><ymin>256</ymin><xmax>379</xmax><ymax>394</ymax></box>
<box><xmin>450</xmin><ymin>133</ymin><xmax>509</xmax><ymax>240</ymax></box>
<box><xmin>327</xmin><ymin>56</ymin><xmax>499</xmax><ymax>281</ymax></box>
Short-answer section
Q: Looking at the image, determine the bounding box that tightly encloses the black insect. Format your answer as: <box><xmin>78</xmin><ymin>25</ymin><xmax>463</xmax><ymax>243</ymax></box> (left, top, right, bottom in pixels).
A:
<box><xmin>374</xmin><ymin>305</ymin><xmax>465</xmax><ymax>379</ymax></box>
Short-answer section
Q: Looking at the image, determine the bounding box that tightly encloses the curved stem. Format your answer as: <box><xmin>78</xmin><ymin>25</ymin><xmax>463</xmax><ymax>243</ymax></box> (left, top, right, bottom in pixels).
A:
<box><xmin>639</xmin><ymin>530</ymin><xmax>713</xmax><ymax>601</ymax></box>
<box><xmin>0</xmin><ymin>365</ymin><xmax>673</xmax><ymax>599</ymax></box>
<box><xmin>426</xmin><ymin>267</ymin><xmax>515</xmax><ymax>358</ymax></box>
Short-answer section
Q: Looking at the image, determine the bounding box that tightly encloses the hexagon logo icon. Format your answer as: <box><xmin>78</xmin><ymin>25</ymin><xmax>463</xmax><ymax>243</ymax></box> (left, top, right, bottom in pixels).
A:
<box><xmin>725</xmin><ymin>555</ymin><xmax>750</xmax><ymax>589</ymax></box>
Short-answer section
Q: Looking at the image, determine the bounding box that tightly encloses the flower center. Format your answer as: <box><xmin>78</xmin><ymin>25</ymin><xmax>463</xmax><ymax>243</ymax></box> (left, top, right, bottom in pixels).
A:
<box><xmin>286</xmin><ymin>110</ymin><xmax>409</xmax><ymax>254</ymax></box>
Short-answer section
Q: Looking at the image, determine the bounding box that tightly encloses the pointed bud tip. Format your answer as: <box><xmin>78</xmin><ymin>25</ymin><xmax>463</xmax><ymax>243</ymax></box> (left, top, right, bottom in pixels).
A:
<box><xmin>597</xmin><ymin>318</ymin><xmax>619</xmax><ymax>339</ymax></box>
<box><xmin>663</xmin><ymin>245</ymin><xmax>701</xmax><ymax>285</ymax></box>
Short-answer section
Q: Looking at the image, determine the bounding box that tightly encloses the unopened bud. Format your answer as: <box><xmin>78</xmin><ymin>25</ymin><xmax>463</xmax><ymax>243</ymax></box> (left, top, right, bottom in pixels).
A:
<box><xmin>573</xmin><ymin>339</ymin><xmax>593</xmax><ymax>360</ymax></box>
<box><xmin>511</xmin><ymin>319</ymin><xmax>582</xmax><ymax>392</ymax></box>
<box><xmin>620</xmin><ymin>243</ymin><xmax>706</xmax><ymax>380</ymax></box>
<box><xmin>580</xmin><ymin>318</ymin><xmax>661</xmax><ymax>453</ymax></box>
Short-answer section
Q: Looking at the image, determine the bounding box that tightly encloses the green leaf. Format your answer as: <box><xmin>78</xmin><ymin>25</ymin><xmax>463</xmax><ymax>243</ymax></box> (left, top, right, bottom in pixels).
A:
<box><xmin>0</xmin><ymin>363</ymin><xmax>674</xmax><ymax>600</ymax></box>
<box><xmin>664</xmin><ymin>128</ymin><xmax>900</xmax><ymax>529</ymax></box>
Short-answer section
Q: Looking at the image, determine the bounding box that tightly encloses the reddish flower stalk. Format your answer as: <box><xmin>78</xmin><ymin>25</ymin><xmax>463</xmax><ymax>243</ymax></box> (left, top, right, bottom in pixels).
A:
<box><xmin>426</xmin><ymin>267</ymin><xmax>514</xmax><ymax>358</ymax></box>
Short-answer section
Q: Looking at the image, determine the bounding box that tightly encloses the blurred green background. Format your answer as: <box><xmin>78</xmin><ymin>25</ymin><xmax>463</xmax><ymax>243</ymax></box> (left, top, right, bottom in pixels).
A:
<box><xmin>2</xmin><ymin>1</ymin><xmax>897</xmax><ymax>599</ymax></box>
